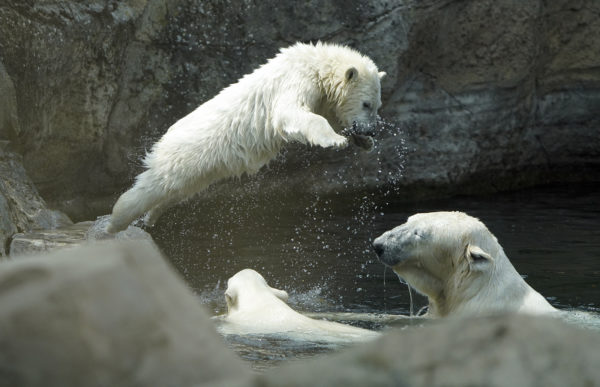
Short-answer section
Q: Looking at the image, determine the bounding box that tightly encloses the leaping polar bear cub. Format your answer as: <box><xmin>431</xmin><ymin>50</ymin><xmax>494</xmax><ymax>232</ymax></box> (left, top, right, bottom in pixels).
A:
<box><xmin>216</xmin><ymin>269</ymin><xmax>379</xmax><ymax>343</ymax></box>
<box><xmin>373</xmin><ymin>211</ymin><xmax>557</xmax><ymax>318</ymax></box>
<box><xmin>107</xmin><ymin>42</ymin><xmax>385</xmax><ymax>232</ymax></box>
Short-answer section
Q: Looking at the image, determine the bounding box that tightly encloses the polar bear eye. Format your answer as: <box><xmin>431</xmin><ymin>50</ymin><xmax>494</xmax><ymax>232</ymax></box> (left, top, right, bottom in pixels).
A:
<box><xmin>363</xmin><ymin>102</ymin><xmax>372</xmax><ymax>109</ymax></box>
<box><xmin>413</xmin><ymin>229</ymin><xmax>428</xmax><ymax>239</ymax></box>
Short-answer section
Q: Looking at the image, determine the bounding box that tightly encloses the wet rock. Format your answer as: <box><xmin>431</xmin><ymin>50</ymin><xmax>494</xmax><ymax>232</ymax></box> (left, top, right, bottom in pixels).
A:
<box><xmin>0</xmin><ymin>240</ymin><xmax>249</xmax><ymax>387</ymax></box>
<box><xmin>9</xmin><ymin>216</ymin><xmax>152</xmax><ymax>257</ymax></box>
<box><xmin>0</xmin><ymin>0</ymin><xmax>598</xmax><ymax>219</ymax></box>
<box><xmin>0</xmin><ymin>148</ymin><xmax>72</xmax><ymax>256</ymax></box>
<box><xmin>9</xmin><ymin>222</ymin><xmax>91</xmax><ymax>257</ymax></box>
<box><xmin>219</xmin><ymin>314</ymin><xmax>600</xmax><ymax>387</ymax></box>
<box><xmin>84</xmin><ymin>215</ymin><xmax>152</xmax><ymax>242</ymax></box>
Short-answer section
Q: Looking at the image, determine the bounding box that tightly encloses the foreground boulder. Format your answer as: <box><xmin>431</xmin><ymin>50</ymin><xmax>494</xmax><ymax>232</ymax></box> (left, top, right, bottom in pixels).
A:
<box><xmin>0</xmin><ymin>240</ymin><xmax>249</xmax><ymax>387</ymax></box>
<box><xmin>217</xmin><ymin>314</ymin><xmax>600</xmax><ymax>387</ymax></box>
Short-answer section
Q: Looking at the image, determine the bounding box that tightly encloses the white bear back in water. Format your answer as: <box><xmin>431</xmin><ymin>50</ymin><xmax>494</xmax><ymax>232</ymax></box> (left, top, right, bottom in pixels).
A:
<box><xmin>217</xmin><ymin>269</ymin><xmax>379</xmax><ymax>343</ymax></box>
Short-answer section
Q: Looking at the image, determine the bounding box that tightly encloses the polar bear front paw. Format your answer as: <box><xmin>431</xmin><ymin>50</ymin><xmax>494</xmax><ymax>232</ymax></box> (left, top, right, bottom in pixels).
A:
<box><xmin>318</xmin><ymin>133</ymin><xmax>348</xmax><ymax>149</ymax></box>
<box><xmin>308</xmin><ymin>131</ymin><xmax>349</xmax><ymax>149</ymax></box>
<box><xmin>330</xmin><ymin>135</ymin><xmax>349</xmax><ymax>149</ymax></box>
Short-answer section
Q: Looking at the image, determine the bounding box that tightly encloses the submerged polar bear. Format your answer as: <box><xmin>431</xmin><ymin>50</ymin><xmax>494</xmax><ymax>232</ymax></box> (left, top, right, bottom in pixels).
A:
<box><xmin>373</xmin><ymin>211</ymin><xmax>556</xmax><ymax>318</ymax></box>
<box><xmin>216</xmin><ymin>269</ymin><xmax>379</xmax><ymax>343</ymax></box>
<box><xmin>107</xmin><ymin>42</ymin><xmax>385</xmax><ymax>233</ymax></box>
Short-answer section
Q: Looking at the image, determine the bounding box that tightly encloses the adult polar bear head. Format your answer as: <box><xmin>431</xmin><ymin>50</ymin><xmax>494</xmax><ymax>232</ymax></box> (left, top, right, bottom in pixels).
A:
<box><xmin>373</xmin><ymin>212</ymin><xmax>556</xmax><ymax>318</ymax></box>
<box><xmin>107</xmin><ymin>42</ymin><xmax>384</xmax><ymax>233</ymax></box>
<box><xmin>219</xmin><ymin>269</ymin><xmax>379</xmax><ymax>343</ymax></box>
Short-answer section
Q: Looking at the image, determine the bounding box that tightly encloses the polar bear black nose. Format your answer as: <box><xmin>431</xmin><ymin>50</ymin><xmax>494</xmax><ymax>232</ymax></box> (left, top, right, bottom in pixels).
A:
<box><xmin>372</xmin><ymin>241</ymin><xmax>385</xmax><ymax>257</ymax></box>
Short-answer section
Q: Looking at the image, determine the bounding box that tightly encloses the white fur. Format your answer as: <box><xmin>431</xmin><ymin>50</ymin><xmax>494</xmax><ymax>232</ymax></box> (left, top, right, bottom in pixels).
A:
<box><xmin>373</xmin><ymin>211</ymin><xmax>557</xmax><ymax>318</ymax></box>
<box><xmin>217</xmin><ymin>269</ymin><xmax>379</xmax><ymax>343</ymax></box>
<box><xmin>107</xmin><ymin>42</ymin><xmax>384</xmax><ymax>232</ymax></box>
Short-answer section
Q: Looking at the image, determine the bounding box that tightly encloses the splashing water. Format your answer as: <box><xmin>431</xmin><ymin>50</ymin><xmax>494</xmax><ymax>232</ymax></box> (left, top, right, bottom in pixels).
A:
<box><xmin>149</xmin><ymin>114</ymin><xmax>411</xmax><ymax>317</ymax></box>
<box><xmin>382</xmin><ymin>265</ymin><xmax>387</xmax><ymax>314</ymax></box>
<box><xmin>396</xmin><ymin>274</ymin><xmax>415</xmax><ymax>317</ymax></box>
<box><xmin>416</xmin><ymin>305</ymin><xmax>429</xmax><ymax>317</ymax></box>
<box><xmin>150</xmin><ymin>182</ymin><xmax>600</xmax><ymax>370</ymax></box>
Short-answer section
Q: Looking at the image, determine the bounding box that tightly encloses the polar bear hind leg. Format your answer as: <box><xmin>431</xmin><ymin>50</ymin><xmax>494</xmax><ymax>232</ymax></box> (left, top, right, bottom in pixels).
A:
<box><xmin>143</xmin><ymin>192</ymin><xmax>187</xmax><ymax>227</ymax></box>
<box><xmin>107</xmin><ymin>172</ymin><xmax>169</xmax><ymax>233</ymax></box>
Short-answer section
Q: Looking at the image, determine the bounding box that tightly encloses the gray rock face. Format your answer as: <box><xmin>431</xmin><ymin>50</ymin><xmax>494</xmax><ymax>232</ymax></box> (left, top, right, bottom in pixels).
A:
<box><xmin>0</xmin><ymin>1</ymin><xmax>598</xmax><ymax>219</ymax></box>
<box><xmin>381</xmin><ymin>0</ymin><xmax>600</xmax><ymax>198</ymax></box>
<box><xmin>219</xmin><ymin>314</ymin><xmax>600</xmax><ymax>387</ymax></box>
<box><xmin>0</xmin><ymin>148</ymin><xmax>72</xmax><ymax>256</ymax></box>
<box><xmin>0</xmin><ymin>61</ymin><xmax>20</xmax><ymax>142</ymax></box>
<box><xmin>0</xmin><ymin>240</ymin><xmax>249</xmax><ymax>387</ymax></box>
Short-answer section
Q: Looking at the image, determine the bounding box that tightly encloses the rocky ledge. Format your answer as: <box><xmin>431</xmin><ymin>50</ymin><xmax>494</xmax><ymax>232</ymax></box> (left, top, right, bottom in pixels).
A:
<box><xmin>9</xmin><ymin>216</ymin><xmax>151</xmax><ymax>257</ymax></box>
<box><xmin>0</xmin><ymin>146</ymin><xmax>150</xmax><ymax>258</ymax></box>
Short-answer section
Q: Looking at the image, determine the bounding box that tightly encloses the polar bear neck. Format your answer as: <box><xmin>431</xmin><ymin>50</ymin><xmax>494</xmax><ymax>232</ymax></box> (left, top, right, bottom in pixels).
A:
<box><xmin>429</xmin><ymin>250</ymin><xmax>535</xmax><ymax>318</ymax></box>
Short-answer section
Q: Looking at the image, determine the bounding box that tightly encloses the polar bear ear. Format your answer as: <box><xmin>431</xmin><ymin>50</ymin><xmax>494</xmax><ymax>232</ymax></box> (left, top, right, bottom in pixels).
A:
<box><xmin>225</xmin><ymin>288</ymin><xmax>237</xmax><ymax>310</ymax></box>
<box><xmin>378</xmin><ymin>71</ymin><xmax>386</xmax><ymax>80</ymax></box>
<box><xmin>345</xmin><ymin>67</ymin><xmax>358</xmax><ymax>82</ymax></box>
<box><xmin>270</xmin><ymin>287</ymin><xmax>289</xmax><ymax>303</ymax></box>
<box><xmin>467</xmin><ymin>244</ymin><xmax>494</xmax><ymax>267</ymax></box>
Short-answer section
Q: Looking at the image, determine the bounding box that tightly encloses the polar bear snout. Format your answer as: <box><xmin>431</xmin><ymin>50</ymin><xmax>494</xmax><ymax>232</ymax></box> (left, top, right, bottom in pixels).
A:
<box><xmin>373</xmin><ymin>230</ymin><xmax>407</xmax><ymax>267</ymax></box>
<box><xmin>373</xmin><ymin>225</ymin><xmax>430</xmax><ymax>267</ymax></box>
<box><xmin>372</xmin><ymin>239</ymin><xmax>403</xmax><ymax>267</ymax></box>
<box><xmin>342</xmin><ymin>121</ymin><xmax>377</xmax><ymax>152</ymax></box>
<box><xmin>342</xmin><ymin>120</ymin><xmax>375</xmax><ymax>136</ymax></box>
<box><xmin>349</xmin><ymin>121</ymin><xmax>376</xmax><ymax>137</ymax></box>
<box><xmin>372</xmin><ymin>239</ymin><xmax>385</xmax><ymax>257</ymax></box>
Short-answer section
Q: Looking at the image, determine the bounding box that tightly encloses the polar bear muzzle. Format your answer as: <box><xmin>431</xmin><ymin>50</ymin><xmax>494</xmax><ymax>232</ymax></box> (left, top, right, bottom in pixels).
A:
<box><xmin>372</xmin><ymin>225</ymin><xmax>416</xmax><ymax>267</ymax></box>
<box><xmin>342</xmin><ymin>122</ymin><xmax>376</xmax><ymax>152</ymax></box>
<box><xmin>350</xmin><ymin>133</ymin><xmax>375</xmax><ymax>152</ymax></box>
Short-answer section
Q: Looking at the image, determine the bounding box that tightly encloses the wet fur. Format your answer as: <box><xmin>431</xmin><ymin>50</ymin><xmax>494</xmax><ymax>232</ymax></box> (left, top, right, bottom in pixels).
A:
<box><xmin>108</xmin><ymin>42</ymin><xmax>384</xmax><ymax>232</ymax></box>
<box><xmin>373</xmin><ymin>211</ymin><xmax>557</xmax><ymax>318</ymax></box>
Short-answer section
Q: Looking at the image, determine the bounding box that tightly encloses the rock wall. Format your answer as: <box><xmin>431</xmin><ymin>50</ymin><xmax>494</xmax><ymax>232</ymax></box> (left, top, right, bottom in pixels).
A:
<box><xmin>0</xmin><ymin>0</ymin><xmax>598</xmax><ymax>219</ymax></box>
<box><xmin>0</xmin><ymin>147</ymin><xmax>71</xmax><ymax>256</ymax></box>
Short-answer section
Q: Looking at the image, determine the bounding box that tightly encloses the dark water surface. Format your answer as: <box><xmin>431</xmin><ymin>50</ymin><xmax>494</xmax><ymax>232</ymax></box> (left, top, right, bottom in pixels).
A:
<box><xmin>152</xmin><ymin>183</ymin><xmax>600</xmax><ymax>368</ymax></box>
